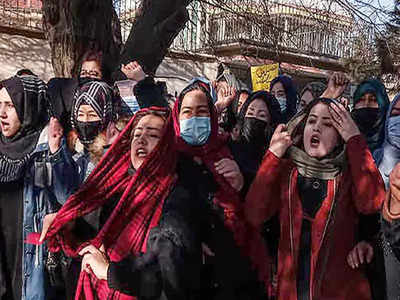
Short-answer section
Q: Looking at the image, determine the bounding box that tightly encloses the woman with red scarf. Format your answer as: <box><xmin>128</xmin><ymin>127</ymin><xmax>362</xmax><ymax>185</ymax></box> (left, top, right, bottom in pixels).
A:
<box><xmin>38</xmin><ymin>107</ymin><xmax>205</xmax><ymax>300</ymax></box>
<box><xmin>171</xmin><ymin>80</ymin><xmax>268</xmax><ymax>299</ymax></box>
<box><xmin>245</xmin><ymin>98</ymin><xmax>385</xmax><ymax>300</ymax></box>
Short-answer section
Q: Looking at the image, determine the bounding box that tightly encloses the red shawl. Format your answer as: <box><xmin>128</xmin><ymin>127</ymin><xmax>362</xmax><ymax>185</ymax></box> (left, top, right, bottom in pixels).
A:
<box><xmin>172</xmin><ymin>91</ymin><xmax>270</xmax><ymax>287</ymax></box>
<box><xmin>45</xmin><ymin>107</ymin><xmax>177</xmax><ymax>300</ymax></box>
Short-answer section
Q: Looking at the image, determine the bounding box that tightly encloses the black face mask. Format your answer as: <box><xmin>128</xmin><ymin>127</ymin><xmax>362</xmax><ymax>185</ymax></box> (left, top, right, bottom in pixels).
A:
<box><xmin>241</xmin><ymin>117</ymin><xmax>271</xmax><ymax>149</ymax></box>
<box><xmin>351</xmin><ymin>108</ymin><xmax>380</xmax><ymax>134</ymax></box>
<box><xmin>75</xmin><ymin>120</ymin><xmax>102</xmax><ymax>146</ymax></box>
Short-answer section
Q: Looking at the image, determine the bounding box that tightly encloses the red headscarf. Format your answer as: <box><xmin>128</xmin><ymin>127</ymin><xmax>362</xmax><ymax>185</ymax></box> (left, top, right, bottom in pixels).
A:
<box><xmin>44</xmin><ymin>107</ymin><xmax>177</xmax><ymax>300</ymax></box>
<box><xmin>172</xmin><ymin>83</ymin><xmax>270</xmax><ymax>288</ymax></box>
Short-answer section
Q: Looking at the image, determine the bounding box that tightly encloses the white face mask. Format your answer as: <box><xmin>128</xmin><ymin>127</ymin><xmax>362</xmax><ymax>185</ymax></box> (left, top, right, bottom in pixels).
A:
<box><xmin>276</xmin><ymin>97</ymin><xmax>287</xmax><ymax>112</ymax></box>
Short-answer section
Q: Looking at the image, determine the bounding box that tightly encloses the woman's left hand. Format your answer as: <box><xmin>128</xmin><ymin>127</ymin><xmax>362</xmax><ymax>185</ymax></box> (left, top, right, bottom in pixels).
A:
<box><xmin>329</xmin><ymin>102</ymin><xmax>360</xmax><ymax>142</ymax></box>
<box><xmin>347</xmin><ymin>241</ymin><xmax>374</xmax><ymax>269</ymax></box>
<box><xmin>215</xmin><ymin>158</ymin><xmax>244</xmax><ymax>191</ymax></box>
<box><xmin>79</xmin><ymin>245</ymin><xmax>109</xmax><ymax>280</ymax></box>
<box><xmin>321</xmin><ymin>72</ymin><xmax>349</xmax><ymax>99</ymax></box>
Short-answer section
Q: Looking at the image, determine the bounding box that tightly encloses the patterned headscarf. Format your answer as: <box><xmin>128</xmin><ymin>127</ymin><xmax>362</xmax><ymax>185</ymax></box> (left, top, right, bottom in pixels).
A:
<box><xmin>71</xmin><ymin>80</ymin><xmax>114</xmax><ymax>142</ymax></box>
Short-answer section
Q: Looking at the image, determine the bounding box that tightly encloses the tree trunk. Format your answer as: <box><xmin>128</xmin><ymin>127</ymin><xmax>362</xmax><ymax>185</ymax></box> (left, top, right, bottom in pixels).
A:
<box><xmin>120</xmin><ymin>0</ymin><xmax>191</xmax><ymax>75</ymax></box>
<box><xmin>42</xmin><ymin>0</ymin><xmax>191</xmax><ymax>79</ymax></box>
<box><xmin>42</xmin><ymin>0</ymin><xmax>122</xmax><ymax>78</ymax></box>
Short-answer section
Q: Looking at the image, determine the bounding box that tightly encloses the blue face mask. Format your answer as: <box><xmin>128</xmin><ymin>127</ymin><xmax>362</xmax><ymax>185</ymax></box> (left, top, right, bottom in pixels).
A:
<box><xmin>276</xmin><ymin>96</ymin><xmax>287</xmax><ymax>112</ymax></box>
<box><xmin>388</xmin><ymin>115</ymin><xmax>400</xmax><ymax>149</ymax></box>
<box><xmin>180</xmin><ymin>116</ymin><xmax>211</xmax><ymax>146</ymax></box>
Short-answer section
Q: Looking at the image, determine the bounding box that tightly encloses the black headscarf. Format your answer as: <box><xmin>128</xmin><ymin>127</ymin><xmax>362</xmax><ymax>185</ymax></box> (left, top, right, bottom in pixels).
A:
<box><xmin>47</xmin><ymin>78</ymin><xmax>79</xmax><ymax>132</ymax></box>
<box><xmin>232</xmin><ymin>91</ymin><xmax>282</xmax><ymax>177</ymax></box>
<box><xmin>0</xmin><ymin>76</ymin><xmax>49</xmax><ymax>182</ymax></box>
<box><xmin>239</xmin><ymin>90</ymin><xmax>282</xmax><ymax>128</ymax></box>
<box><xmin>270</xmin><ymin>75</ymin><xmax>298</xmax><ymax>123</ymax></box>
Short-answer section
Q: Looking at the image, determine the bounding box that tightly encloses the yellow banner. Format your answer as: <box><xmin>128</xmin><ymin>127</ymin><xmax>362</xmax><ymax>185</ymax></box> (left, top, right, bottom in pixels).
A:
<box><xmin>251</xmin><ymin>64</ymin><xmax>279</xmax><ymax>91</ymax></box>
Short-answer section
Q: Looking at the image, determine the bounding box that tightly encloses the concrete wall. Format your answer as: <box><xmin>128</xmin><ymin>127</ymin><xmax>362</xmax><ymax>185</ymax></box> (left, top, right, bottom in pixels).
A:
<box><xmin>155</xmin><ymin>56</ymin><xmax>219</xmax><ymax>95</ymax></box>
<box><xmin>0</xmin><ymin>33</ymin><xmax>54</xmax><ymax>81</ymax></box>
<box><xmin>0</xmin><ymin>34</ymin><xmax>219</xmax><ymax>95</ymax></box>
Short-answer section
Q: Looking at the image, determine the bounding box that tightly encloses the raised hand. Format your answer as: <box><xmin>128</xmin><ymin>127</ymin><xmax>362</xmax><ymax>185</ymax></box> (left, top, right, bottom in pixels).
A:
<box><xmin>329</xmin><ymin>102</ymin><xmax>360</xmax><ymax>142</ymax></box>
<box><xmin>215</xmin><ymin>86</ymin><xmax>236</xmax><ymax>114</ymax></box>
<box><xmin>121</xmin><ymin>61</ymin><xmax>146</xmax><ymax>82</ymax></box>
<box><xmin>48</xmin><ymin>117</ymin><xmax>63</xmax><ymax>154</ymax></box>
<box><xmin>321</xmin><ymin>72</ymin><xmax>349</xmax><ymax>99</ymax></box>
<box><xmin>384</xmin><ymin>162</ymin><xmax>400</xmax><ymax>219</ymax></box>
<box><xmin>268</xmin><ymin>124</ymin><xmax>292</xmax><ymax>158</ymax></box>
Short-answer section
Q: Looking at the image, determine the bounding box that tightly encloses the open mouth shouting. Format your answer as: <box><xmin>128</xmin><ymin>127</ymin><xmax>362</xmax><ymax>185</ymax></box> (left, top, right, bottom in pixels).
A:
<box><xmin>0</xmin><ymin>120</ymin><xmax>9</xmax><ymax>131</ymax></box>
<box><xmin>136</xmin><ymin>148</ymin><xmax>148</xmax><ymax>158</ymax></box>
<box><xmin>310</xmin><ymin>134</ymin><xmax>320</xmax><ymax>148</ymax></box>
<box><xmin>303</xmin><ymin>103</ymin><xmax>340</xmax><ymax>159</ymax></box>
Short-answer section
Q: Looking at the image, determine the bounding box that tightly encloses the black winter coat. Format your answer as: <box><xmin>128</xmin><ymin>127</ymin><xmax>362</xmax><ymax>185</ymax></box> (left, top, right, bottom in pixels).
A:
<box><xmin>107</xmin><ymin>173</ymin><xmax>204</xmax><ymax>300</ymax></box>
<box><xmin>177</xmin><ymin>156</ymin><xmax>267</xmax><ymax>300</ymax></box>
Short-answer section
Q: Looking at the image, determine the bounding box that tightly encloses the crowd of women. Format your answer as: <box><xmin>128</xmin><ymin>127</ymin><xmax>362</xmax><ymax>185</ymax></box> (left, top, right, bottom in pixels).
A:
<box><xmin>2</xmin><ymin>51</ymin><xmax>400</xmax><ymax>300</ymax></box>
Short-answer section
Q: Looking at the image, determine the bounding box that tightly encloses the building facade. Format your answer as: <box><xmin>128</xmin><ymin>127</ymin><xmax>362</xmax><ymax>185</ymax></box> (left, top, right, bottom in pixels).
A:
<box><xmin>0</xmin><ymin>0</ymin><xmax>374</xmax><ymax>94</ymax></box>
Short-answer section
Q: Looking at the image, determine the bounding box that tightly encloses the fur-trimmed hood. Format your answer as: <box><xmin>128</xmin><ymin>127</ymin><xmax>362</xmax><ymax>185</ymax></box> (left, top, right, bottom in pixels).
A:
<box><xmin>67</xmin><ymin>116</ymin><xmax>131</xmax><ymax>164</ymax></box>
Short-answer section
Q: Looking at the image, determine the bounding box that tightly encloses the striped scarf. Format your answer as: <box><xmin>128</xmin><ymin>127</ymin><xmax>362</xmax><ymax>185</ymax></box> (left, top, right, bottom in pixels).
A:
<box><xmin>0</xmin><ymin>153</ymin><xmax>31</xmax><ymax>182</ymax></box>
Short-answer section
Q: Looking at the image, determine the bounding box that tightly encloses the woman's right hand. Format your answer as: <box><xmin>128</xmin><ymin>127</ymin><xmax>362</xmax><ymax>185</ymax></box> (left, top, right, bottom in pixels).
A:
<box><xmin>48</xmin><ymin>117</ymin><xmax>64</xmax><ymax>154</ymax></box>
<box><xmin>268</xmin><ymin>124</ymin><xmax>292</xmax><ymax>158</ymax></box>
<box><xmin>121</xmin><ymin>61</ymin><xmax>146</xmax><ymax>82</ymax></box>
